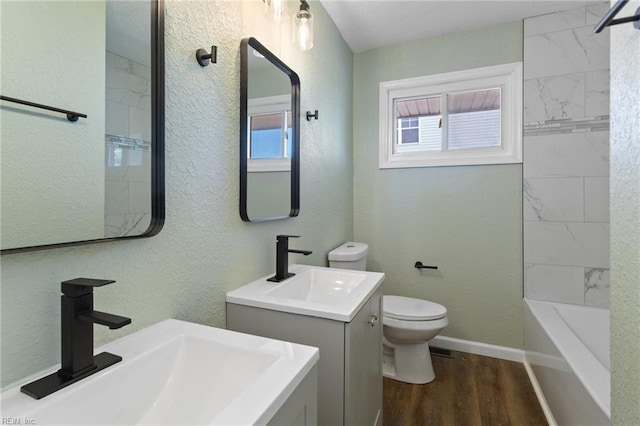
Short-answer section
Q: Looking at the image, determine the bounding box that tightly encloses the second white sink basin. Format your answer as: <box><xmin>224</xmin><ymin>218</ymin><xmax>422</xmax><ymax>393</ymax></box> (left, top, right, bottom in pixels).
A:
<box><xmin>267</xmin><ymin>268</ymin><xmax>367</xmax><ymax>303</ymax></box>
<box><xmin>0</xmin><ymin>319</ymin><xmax>318</xmax><ymax>425</ymax></box>
<box><xmin>227</xmin><ymin>265</ymin><xmax>385</xmax><ymax>321</ymax></box>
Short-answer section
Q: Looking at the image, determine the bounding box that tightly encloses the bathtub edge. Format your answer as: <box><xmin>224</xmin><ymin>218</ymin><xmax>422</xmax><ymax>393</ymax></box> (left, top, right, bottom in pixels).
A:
<box><xmin>523</xmin><ymin>359</ymin><xmax>558</xmax><ymax>426</ymax></box>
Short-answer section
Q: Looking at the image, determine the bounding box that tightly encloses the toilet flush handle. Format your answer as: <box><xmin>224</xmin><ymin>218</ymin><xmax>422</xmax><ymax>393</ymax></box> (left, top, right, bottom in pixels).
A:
<box><xmin>369</xmin><ymin>314</ymin><xmax>378</xmax><ymax>327</ymax></box>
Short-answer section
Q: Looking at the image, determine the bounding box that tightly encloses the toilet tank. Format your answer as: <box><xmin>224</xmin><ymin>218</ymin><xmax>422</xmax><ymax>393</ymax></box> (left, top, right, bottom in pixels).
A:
<box><xmin>328</xmin><ymin>242</ymin><xmax>369</xmax><ymax>271</ymax></box>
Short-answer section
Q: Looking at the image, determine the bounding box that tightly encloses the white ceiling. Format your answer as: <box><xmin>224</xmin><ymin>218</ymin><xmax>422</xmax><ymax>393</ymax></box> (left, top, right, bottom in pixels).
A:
<box><xmin>318</xmin><ymin>0</ymin><xmax>601</xmax><ymax>53</ymax></box>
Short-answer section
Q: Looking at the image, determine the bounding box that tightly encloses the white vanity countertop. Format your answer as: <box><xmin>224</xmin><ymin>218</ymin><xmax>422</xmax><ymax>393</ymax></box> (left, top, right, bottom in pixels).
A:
<box><xmin>226</xmin><ymin>264</ymin><xmax>385</xmax><ymax>322</ymax></box>
<box><xmin>0</xmin><ymin>319</ymin><xmax>319</xmax><ymax>425</ymax></box>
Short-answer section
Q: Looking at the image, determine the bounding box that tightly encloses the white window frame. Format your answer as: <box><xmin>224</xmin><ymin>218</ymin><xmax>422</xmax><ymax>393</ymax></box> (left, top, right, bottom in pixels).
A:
<box><xmin>379</xmin><ymin>62</ymin><xmax>523</xmax><ymax>169</ymax></box>
<box><xmin>247</xmin><ymin>95</ymin><xmax>291</xmax><ymax>172</ymax></box>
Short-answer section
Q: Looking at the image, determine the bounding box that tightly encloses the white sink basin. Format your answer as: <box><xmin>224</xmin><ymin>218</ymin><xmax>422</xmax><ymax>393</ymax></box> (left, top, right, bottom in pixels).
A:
<box><xmin>0</xmin><ymin>319</ymin><xmax>318</xmax><ymax>425</ymax></box>
<box><xmin>227</xmin><ymin>265</ymin><xmax>385</xmax><ymax>321</ymax></box>
<box><xmin>267</xmin><ymin>268</ymin><xmax>367</xmax><ymax>302</ymax></box>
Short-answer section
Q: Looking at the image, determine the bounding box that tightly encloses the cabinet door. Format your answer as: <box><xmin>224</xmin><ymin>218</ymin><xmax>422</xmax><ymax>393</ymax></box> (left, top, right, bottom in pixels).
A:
<box><xmin>368</xmin><ymin>288</ymin><xmax>383</xmax><ymax>426</ymax></box>
<box><xmin>345</xmin><ymin>287</ymin><xmax>383</xmax><ymax>426</ymax></box>
<box><xmin>227</xmin><ymin>303</ymin><xmax>345</xmax><ymax>425</ymax></box>
<box><xmin>345</xmin><ymin>299</ymin><xmax>371</xmax><ymax>425</ymax></box>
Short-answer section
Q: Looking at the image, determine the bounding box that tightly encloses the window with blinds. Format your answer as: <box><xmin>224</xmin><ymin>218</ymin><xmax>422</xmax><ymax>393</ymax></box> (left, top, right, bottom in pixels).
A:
<box><xmin>379</xmin><ymin>63</ymin><xmax>522</xmax><ymax>168</ymax></box>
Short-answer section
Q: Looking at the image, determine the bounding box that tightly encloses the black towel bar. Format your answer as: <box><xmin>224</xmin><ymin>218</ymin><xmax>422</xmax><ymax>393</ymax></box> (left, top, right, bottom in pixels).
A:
<box><xmin>0</xmin><ymin>95</ymin><xmax>86</xmax><ymax>122</ymax></box>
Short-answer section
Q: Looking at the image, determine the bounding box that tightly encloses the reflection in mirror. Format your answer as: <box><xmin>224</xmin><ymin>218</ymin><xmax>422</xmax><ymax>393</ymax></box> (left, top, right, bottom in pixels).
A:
<box><xmin>0</xmin><ymin>0</ymin><xmax>164</xmax><ymax>254</ymax></box>
<box><xmin>240</xmin><ymin>37</ymin><xmax>300</xmax><ymax>222</ymax></box>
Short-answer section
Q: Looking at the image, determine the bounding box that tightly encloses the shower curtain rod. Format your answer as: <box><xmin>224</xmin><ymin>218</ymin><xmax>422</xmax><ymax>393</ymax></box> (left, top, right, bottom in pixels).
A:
<box><xmin>594</xmin><ymin>0</ymin><xmax>640</xmax><ymax>33</ymax></box>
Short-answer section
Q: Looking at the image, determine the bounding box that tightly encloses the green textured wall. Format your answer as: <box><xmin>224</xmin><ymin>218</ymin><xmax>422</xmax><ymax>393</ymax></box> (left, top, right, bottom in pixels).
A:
<box><xmin>353</xmin><ymin>22</ymin><xmax>525</xmax><ymax>348</ymax></box>
<box><xmin>0</xmin><ymin>0</ymin><xmax>353</xmax><ymax>387</ymax></box>
<box><xmin>610</xmin><ymin>0</ymin><xmax>640</xmax><ymax>422</ymax></box>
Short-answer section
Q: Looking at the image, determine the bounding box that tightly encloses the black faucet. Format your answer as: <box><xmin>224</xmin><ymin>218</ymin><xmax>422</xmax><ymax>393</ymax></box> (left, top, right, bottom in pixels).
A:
<box><xmin>268</xmin><ymin>235</ymin><xmax>312</xmax><ymax>282</ymax></box>
<box><xmin>21</xmin><ymin>278</ymin><xmax>131</xmax><ymax>399</ymax></box>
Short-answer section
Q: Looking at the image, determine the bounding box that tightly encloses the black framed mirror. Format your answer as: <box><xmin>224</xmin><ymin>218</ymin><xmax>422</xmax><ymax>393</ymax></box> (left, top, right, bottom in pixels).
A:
<box><xmin>0</xmin><ymin>0</ymin><xmax>164</xmax><ymax>254</ymax></box>
<box><xmin>240</xmin><ymin>37</ymin><xmax>300</xmax><ymax>222</ymax></box>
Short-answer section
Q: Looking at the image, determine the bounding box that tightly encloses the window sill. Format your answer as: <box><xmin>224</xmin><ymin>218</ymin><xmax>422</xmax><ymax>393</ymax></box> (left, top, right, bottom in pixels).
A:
<box><xmin>379</xmin><ymin>149</ymin><xmax>522</xmax><ymax>169</ymax></box>
<box><xmin>248</xmin><ymin>158</ymin><xmax>291</xmax><ymax>172</ymax></box>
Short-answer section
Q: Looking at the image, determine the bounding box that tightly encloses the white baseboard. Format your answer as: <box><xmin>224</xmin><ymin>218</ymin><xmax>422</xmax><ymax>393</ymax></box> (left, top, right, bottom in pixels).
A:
<box><xmin>431</xmin><ymin>335</ymin><xmax>525</xmax><ymax>363</ymax></box>
<box><xmin>523</xmin><ymin>360</ymin><xmax>558</xmax><ymax>426</ymax></box>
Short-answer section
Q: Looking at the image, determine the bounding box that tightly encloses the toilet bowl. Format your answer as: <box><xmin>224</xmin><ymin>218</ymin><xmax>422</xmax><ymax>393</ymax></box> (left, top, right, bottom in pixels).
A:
<box><xmin>327</xmin><ymin>242</ymin><xmax>448</xmax><ymax>384</ymax></box>
<box><xmin>382</xmin><ymin>295</ymin><xmax>448</xmax><ymax>384</ymax></box>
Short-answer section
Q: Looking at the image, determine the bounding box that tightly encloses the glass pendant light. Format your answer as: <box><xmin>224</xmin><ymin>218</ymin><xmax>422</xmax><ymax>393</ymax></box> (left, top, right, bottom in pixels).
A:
<box><xmin>293</xmin><ymin>0</ymin><xmax>313</xmax><ymax>51</ymax></box>
<box><xmin>264</xmin><ymin>0</ymin><xmax>284</xmax><ymax>23</ymax></box>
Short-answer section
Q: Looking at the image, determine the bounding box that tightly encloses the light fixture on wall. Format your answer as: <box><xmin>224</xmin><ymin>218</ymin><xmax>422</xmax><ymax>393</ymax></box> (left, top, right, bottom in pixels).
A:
<box><xmin>293</xmin><ymin>0</ymin><xmax>313</xmax><ymax>51</ymax></box>
<box><xmin>264</xmin><ymin>0</ymin><xmax>285</xmax><ymax>23</ymax></box>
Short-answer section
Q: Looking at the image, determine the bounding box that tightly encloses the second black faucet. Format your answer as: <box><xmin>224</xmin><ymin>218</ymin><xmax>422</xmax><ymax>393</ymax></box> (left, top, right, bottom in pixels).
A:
<box><xmin>268</xmin><ymin>235</ymin><xmax>312</xmax><ymax>282</ymax></box>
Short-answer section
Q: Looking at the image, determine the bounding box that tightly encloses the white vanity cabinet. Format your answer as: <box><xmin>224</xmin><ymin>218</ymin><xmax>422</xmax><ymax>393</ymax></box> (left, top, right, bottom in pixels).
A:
<box><xmin>345</xmin><ymin>288</ymin><xmax>383</xmax><ymax>426</ymax></box>
<box><xmin>267</xmin><ymin>365</ymin><xmax>318</xmax><ymax>426</ymax></box>
<box><xmin>227</xmin><ymin>286</ymin><xmax>383</xmax><ymax>426</ymax></box>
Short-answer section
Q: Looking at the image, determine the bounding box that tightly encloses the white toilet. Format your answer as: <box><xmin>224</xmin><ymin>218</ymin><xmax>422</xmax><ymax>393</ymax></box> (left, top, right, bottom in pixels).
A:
<box><xmin>382</xmin><ymin>295</ymin><xmax>448</xmax><ymax>384</ymax></box>
<box><xmin>328</xmin><ymin>242</ymin><xmax>448</xmax><ymax>385</ymax></box>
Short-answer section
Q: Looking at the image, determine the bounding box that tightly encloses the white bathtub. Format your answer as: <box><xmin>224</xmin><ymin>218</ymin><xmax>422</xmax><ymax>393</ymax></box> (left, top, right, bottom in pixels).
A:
<box><xmin>524</xmin><ymin>299</ymin><xmax>610</xmax><ymax>425</ymax></box>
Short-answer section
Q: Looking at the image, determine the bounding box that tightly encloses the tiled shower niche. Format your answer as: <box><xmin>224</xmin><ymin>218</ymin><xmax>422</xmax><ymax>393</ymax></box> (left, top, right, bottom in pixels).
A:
<box><xmin>104</xmin><ymin>51</ymin><xmax>152</xmax><ymax>237</ymax></box>
<box><xmin>523</xmin><ymin>3</ymin><xmax>610</xmax><ymax>308</ymax></box>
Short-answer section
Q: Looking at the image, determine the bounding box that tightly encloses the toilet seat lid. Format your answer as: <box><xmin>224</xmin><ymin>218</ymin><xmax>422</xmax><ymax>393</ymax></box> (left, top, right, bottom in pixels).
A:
<box><xmin>383</xmin><ymin>295</ymin><xmax>447</xmax><ymax>321</ymax></box>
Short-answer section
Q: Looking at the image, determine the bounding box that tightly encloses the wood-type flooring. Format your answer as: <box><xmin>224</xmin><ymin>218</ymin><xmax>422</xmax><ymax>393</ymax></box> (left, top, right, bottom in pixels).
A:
<box><xmin>383</xmin><ymin>350</ymin><xmax>547</xmax><ymax>426</ymax></box>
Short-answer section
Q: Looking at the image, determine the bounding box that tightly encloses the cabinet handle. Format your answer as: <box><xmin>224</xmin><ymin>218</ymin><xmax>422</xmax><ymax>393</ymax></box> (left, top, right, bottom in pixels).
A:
<box><xmin>369</xmin><ymin>314</ymin><xmax>378</xmax><ymax>327</ymax></box>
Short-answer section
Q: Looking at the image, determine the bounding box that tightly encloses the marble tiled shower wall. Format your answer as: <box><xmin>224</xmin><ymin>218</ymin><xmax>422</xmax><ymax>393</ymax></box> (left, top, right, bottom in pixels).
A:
<box><xmin>104</xmin><ymin>51</ymin><xmax>152</xmax><ymax>237</ymax></box>
<box><xmin>523</xmin><ymin>4</ymin><xmax>610</xmax><ymax>308</ymax></box>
